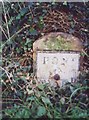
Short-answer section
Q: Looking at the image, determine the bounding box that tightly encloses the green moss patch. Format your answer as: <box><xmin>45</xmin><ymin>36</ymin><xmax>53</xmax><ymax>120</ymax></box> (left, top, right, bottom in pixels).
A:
<box><xmin>43</xmin><ymin>36</ymin><xmax>72</xmax><ymax>50</ymax></box>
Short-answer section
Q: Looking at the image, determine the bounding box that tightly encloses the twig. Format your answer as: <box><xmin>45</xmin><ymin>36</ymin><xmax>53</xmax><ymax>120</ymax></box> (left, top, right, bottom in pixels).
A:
<box><xmin>22</xmin><ymin>2</ymin><xmax>26</xmax><ymax>8</ymax></box>
<box><xmin>28</xmin><ymin>6</ymin><xmax>34</xmax><ymax>19</ymax></box>
<box><xmin>79</xmin><ymin>101</ymin><xmax>87</xmax><ymax>108</ymax></box>
<box><xmin>0</xmin><ymin>25</ymin><xmax>8</xmax><ymax>39</ymax></box>
<box><xmin>7</xmin><ymin>9</ymin><xmax>10</xmax><ymax>20</ymax></box>
<box><xmin>0</xmin><ymin>66</ymin><xmax>12</xmax><ymax>83</ymax></box>
<box><xmin>18</xmin><ymin>2</ymin><xmax>22</xmax><ymax>10</ymax></box>
<box><xmin>2</xmin><ymin>98</ymin><xmax>23</xmax><ymax>102</ymax></box>
<box><xmin>13</xmin><ymin>7</ymin><xmax>19</xmax><ymax>14</ymax></box>
<box><xmin>69</xmin><ymin>86</ymin><xmax>89</xmax><ymax>103</ymax></box>
<box><xmin>82</xmin><ymin>49</ymin><xmax>89</xmax><ymax>58</ymax></box>
<box><xmin>1</xmin><ymin>24</ymin><xmax>30</xmax><ymax>49</ymax></box>
<box><xmin>2</xmin><ymin>1</ymin><xmax>10</xmax><ymax>39</ymax></box>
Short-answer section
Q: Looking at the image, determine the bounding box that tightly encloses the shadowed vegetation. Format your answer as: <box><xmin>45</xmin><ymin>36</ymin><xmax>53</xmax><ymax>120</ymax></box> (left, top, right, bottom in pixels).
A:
<box><xmin>0</xmin><ymin>2</ymin><xmax>89</xmax><ymax>119</ymax></box>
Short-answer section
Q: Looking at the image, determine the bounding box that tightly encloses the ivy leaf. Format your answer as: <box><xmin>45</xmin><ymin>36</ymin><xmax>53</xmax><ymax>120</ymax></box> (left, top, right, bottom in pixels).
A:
<box><xmin>26</xmin><ymin>89</ymin><xmax>33</xmax><ymax>95</ymax></box>
<box><xmin>16</xmin><ymin>14</ymin><xmax>21</xmax><ymax>20</ymax></box>
<box><xmin>20</xmin><ymin>109</ymin><xmax>30</xmax><ymax>118</ymax></box>
<box><xmin>38</xmin><ymin>22</ymin><xmax>44</xmax><ymax>29</ymax></box>
<box><xmin>37</xmin><ymin>106</ymin><xmax>46</xmax><ymax>117</ymax></box>
<box><xmin>16</xmin><ymin>8</ymin><xmax>28</xmax><ymax>20</ymax></box>
<box><xmin>20</xmin><ymin>7</ymin><xmax>28</xmax><ymax>16</ymax></box>
<box><xmin>37</xmin><ymin>84</ymin><xmax>44</xmax><ymax>90</ymax></box>
<box><xmin>39</xmin><ymin>16</ymin><xmax>43</xmax><ymax>21</ymax></box>
<box><xmin>42</xmin><ymin>97</ymin><xmax>51</xmax><ymax>105</ymax></box>
<box><xmin>29</xmin><ymin>28</ymin><xmax>38</xmax><ymax>35</ymax></box>
<box><xmin>47</xmin><ymin>112</ymin><xmax>53</xmax><ymax>118</ymax></box>
<box><xmin>25</xmin><ymin>38</ymin><xmax>32</xmax><ymax>45</ymax></box>
<box><xmin>26</xmin><ymin>96</ymin><xmax>35</xmax><ymax>102</ymax></box>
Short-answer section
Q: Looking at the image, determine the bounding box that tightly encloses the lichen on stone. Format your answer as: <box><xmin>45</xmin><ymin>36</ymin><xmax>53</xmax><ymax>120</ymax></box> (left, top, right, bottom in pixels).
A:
<box><xmin>33</xmin><ymin>32</ymin><xmax>83</xmax><ymax>52</ymax></box>
<box><xmin>43</xmin><ymin>36</ymin><xmax>72</xmax><ymax>50</ymax></box>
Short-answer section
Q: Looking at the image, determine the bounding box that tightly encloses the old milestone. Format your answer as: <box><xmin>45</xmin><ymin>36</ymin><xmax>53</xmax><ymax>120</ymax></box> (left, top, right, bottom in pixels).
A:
<box><xmin>33</xmin><ymin>32</ymin><xmax>83</xmax><ymax>87</ymax></box>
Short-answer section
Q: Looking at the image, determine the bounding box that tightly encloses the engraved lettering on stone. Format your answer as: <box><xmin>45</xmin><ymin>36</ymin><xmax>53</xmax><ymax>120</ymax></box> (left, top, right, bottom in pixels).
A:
<box><xmin>37</xmin><ymin>52</ymin><xmax>80</xmax><ymax>84</ymax></box>
<box><xmin>43</xmin><ymin>57</ymin><xmax>49</xmax><ymax>64</ymax></box>
<box><xmin>52</xmin><ymin>57</ymin><xmax>58</xmax><ymax>64</ymax></box>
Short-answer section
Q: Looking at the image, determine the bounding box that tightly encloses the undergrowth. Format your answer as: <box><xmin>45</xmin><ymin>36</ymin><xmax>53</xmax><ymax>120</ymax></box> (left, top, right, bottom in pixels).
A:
<box><xmin>0</xmin><ymin>1</ymin><xmax>89</xmax><ymax>119</ymax></box>
<box><xmin>2</xmin><ymin>77</ymin><xmax>89</xmax><ymax>119</ymax></box>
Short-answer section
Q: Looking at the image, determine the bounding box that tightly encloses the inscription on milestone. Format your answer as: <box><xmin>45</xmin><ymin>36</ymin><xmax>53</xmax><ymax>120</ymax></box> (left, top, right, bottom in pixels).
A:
<box><xmin>37</xmin><ymin>51</ymin><xmax>80</xmax><ymax>86</ymax></box>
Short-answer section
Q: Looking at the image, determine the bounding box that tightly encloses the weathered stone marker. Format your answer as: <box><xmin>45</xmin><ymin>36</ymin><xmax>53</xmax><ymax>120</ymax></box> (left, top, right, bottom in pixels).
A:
<box><xmin>33</xmin><ymin>32</ymin><xmax>83</xmax><ymax>87</ymax></box>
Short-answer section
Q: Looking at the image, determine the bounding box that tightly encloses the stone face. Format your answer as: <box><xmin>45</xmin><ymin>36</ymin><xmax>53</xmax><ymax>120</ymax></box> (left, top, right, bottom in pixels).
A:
<box><xmin>36</xmin><ymin>51</ymin><xmax>80</xmax><ymax>86</ymax></box>
<box><xmin>33</xmin><ymin>32</ymin><xmax>83</xmax><ymax>86</ymax></box>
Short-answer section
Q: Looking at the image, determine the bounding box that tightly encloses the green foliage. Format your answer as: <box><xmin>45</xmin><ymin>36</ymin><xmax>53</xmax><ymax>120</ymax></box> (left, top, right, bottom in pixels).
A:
<box><xmin>41</xmin><ymin>97</ymin><xmax>51</xmax><ymax>105</ymax></box>
<box><xmin>44</xmin><ymin>36</ymin><xmax>73</xmax><ymax>50</ymax></box>
<box><xmin>2</xmin><ymin>80</ymin><xmax>89</xmax><ymax>118</ymax></box>
<box><xmin>1</xmin><ymin>2</ymin><xmax>89</xmax><ymax>119</ymax></box>
<box><xmin>37</xmin><ymin>84</ymin><xmax>45</xmax><ymax>90</ymax></box>
<box><xmin>4</xmin><ymin>105</ymin><xmax>30</xmax><ymax>118</ymax></box>
<box><xmin>70</xmin><ymin>107</ymin><xmax>88</xmax><ymax>118</ymax></box>
<box><xmin>37</xmin><ymin>106</ymin><xmax>46</xmax><ymax>117</ymax></box>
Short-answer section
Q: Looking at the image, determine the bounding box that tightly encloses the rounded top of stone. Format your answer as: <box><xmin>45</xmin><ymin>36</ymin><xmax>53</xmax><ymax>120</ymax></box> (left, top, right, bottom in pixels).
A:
<box><xmin>33</xmin><ymin>32</ymin><xmax>83</xmax><ymax>52</ymax></box>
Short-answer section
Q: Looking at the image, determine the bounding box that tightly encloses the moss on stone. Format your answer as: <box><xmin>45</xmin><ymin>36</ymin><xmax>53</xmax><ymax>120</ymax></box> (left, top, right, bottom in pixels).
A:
<box><xmin>42</xmin><ymin>36</ymin><xmax>72</xmax><ymax>50</ymax></box>
<box><xmin>33</xmin><ymin>32</ymin><xmax>83</xmax><ymax>52</ymax></box>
